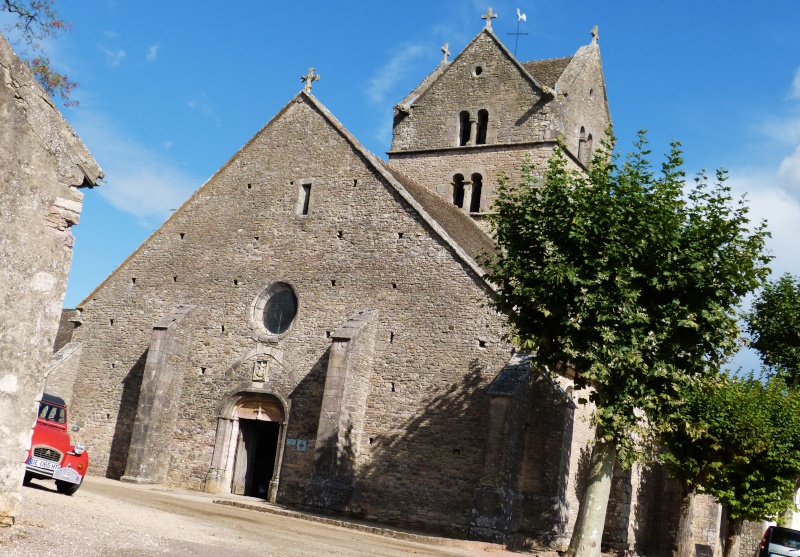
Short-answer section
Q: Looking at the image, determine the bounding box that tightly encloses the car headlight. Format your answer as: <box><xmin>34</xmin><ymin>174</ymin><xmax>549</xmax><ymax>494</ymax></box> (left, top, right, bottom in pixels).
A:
<box><xmin>73</xmin><ymin>443</ymin><xmax>85</xmax><ymax>455</ymax></box>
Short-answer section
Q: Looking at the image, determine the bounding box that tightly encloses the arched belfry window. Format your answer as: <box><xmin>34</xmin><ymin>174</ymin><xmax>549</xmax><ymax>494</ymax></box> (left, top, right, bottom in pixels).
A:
<box><xmin>458</xmin><ymin>111</ymin><xmax>471</xmax><ymax>147</ymax></box>
<box><xmin>470</xmin><ymin>173</ymin><xmax>483</xmax><ymax>213</ymax></box>
<box><xmin>476</xmin><ymin>110</ymin><xmax>489</xmax><ymax>145</ymax></box>
<box><xmin>452</xmin><ymin>174</ymin><xmax>465</xmax><ymax>208</ymax></box>
<box><xmin>578</xmin><ymin>127</ymin><xmax>587</xmax><ymax>163</ymax></box>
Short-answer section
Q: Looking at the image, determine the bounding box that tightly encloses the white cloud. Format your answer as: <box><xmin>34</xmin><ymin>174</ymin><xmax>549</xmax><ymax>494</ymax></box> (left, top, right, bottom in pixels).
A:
<box><xmin>146</xmin><ymin>44</ymin><xmax>160</xmax><ymax>62</ymax></box>
<box><xmin>103</xmin><ymin>31</ymin><xmax>119</xmax><ymax>39</ymax></box>
<box><xmin>187</xmin><ymin>93</ymin><xmax>219</xmax><ymax>123</ymax></box>
<box><xmin>69</xmin><ymin>110</ymin><xmax>200</xmax><ymax>225</ymax></box>
<box><xmin>792</xmin><ymin>67</ymin><xmax>800</xmax><ymax>99</ymax></box>
<box><xmin>99</xmin><ymin>45</ymin><xmax>126</xmax><ymax>67</ymax></box>
<box><xmin>365</xmin><ymin>44</ymin><xmax>427</xmax><ymax>106</ymax></box>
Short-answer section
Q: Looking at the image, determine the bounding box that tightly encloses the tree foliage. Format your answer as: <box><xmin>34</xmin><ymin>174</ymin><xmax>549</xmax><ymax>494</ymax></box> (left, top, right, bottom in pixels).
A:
<box><xmin>747</xmin><ymin>273</ymin><xmax>800</xmax><ymax>385</ymax></box>
<box><xmin>662</xmin><ymin>374</ymin><xmax>800</xmax><ymax>557</ymax></box>
<box><xmin>486</xmin><ymin>134</ymin><xmax>771</xmax><ymax>463</ymax></box>
<box><xmin>1</xmin><ymin>0</ymin><xmax>77</xmax><ymax>105</ymax></box>
<box><xmin>663</xmin><ymin>374</ymin><xmax>800</xmax><ymax>519</ymax></box>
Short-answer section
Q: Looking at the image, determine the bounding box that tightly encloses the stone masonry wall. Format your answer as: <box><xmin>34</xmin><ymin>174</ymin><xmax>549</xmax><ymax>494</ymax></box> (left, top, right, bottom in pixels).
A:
<box><xmin>390</xmin><ymin>32</ymin><xmax>555</xmax><ymax>154</ymax></box>
<box><xmin>69</xmin><ymin>95</ymin><xmax>512</xmax><ymax>534</ymax></box>
<box><xmin>0</xmin><ymin>33</ymin><xmax>100</xmax><ymax>526</ymax></box>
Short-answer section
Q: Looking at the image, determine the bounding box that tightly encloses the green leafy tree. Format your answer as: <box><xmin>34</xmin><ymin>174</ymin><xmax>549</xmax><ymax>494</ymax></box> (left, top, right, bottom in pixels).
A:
<box><xmin>486</xmin><ymin>134</ymin><xmax>770</xmax><ymax>557</ymax></box>
<box><xmin>662</xmin><ymin>374</ymin><xmax>800</xmax><ymax>557</ymax></box>
<box><xmin>747</xmin><ymin>273</ymin><xmax>800</xmax><ymax>384</ymax></box>
<box><xmin>1</xmin><ymin>0</ymin><xmax>77</xmax><ymax>105</ymax></box>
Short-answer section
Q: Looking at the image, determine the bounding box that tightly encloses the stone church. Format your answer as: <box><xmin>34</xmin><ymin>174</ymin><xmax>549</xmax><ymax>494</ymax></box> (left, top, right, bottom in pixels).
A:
<box><xmin>51</xmin><ymin>16</ymin><xmax>734</xmax><ymax>554</ymax></box>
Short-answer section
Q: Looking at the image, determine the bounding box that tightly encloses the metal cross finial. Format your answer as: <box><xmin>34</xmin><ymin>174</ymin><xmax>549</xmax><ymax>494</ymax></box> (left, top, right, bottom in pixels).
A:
<box><xmin>301</xmin><ymin>67</ymin><xmax>320</xmax><ymax>93</ymax></box>
<box><xmin>441</xmin><ymin>43</ymin><xmax>450</xmax><ymax>62</ymax></box>
<box><xmin>481</xmin><ymin>7</ymin><xmax>498</xmax><ymax>29</ymax></box>
<box><xmin>590</xmin><ymin>25</ymin><xmax>599</xmax><ymax>45</ymax></box>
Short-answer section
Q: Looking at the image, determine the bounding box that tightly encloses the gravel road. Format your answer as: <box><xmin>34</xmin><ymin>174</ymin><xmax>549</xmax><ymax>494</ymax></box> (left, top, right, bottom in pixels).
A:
<box><xmin>0</xmin><ymin>476</ymin><xmax>521</xmax><ymax>557</ymax></box>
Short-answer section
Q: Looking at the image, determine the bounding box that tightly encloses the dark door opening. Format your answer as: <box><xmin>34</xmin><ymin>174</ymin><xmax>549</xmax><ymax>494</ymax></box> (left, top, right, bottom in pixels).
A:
<box><xmin>232</xmin><ymin>419</ymin><xmax>280</xmax><ymax>498</ymax></box>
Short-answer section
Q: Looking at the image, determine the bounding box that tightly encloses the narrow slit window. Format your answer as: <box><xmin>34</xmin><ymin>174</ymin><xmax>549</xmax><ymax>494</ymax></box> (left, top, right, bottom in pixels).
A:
<box><xmin>476</xmin><ymin>109</ymin><xmax>488</xmax><ymax>145</ymax></box>
<box><xmin>452</xmin><ymin>174</ymin><xmax>465</xmax><ymax>208</ymax></box>
<box><xmin>586</xmin><ymin>134</ymin><xmax>594</xmax><ymax>164</ymax></box>
<box><xmin>470</xmin><ymin>173</ymin><xmax>483</xmax><ymax>213</ymax></box>
<box><xmin>578</xmin><ymin>126</ymin><xmax>586</xmax><ymax>164</ymax></box>
<box><xmin>298</xmin><ymin>183</ymin><xmax>312</xmax><ymax>215</ymax></box>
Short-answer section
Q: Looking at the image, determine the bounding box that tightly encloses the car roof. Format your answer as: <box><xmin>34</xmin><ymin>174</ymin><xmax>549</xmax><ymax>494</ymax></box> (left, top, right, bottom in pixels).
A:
<box><xmin>41</xmin><ymin>393</ymin><xmax>67</xmax><ymax>407</ymax></box>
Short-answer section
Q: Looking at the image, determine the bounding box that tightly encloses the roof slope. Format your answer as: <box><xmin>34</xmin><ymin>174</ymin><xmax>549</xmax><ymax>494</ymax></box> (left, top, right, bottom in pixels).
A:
<box><xmin>521</xmin><ymin>56</ymin><xmax>573</xmax><ymax>89</ymax></box>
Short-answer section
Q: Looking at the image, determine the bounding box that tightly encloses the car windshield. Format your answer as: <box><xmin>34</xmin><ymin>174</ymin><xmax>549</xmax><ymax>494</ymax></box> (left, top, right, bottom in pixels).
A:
<box><xmin>38</xmin><ymin>402</ymin><xmax>66</xmax><ymax>424</ymax></box>
<box><xmin>772</xmin><ymin>529</ymin><xmax>800</xmax><ymax>549</ymax></box>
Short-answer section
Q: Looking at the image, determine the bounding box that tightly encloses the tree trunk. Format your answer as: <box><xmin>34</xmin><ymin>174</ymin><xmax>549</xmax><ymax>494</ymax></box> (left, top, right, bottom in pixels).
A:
<box><xmin>566</xmin><ymin>439</ymin><xmax>617</xmax><ymax>557</ymax></box>
<box><xmin>723</xmin><ymin>515</ymin><xmax>744</xmax><ymax>557</ymax></box>
<box><xmin>672</xmin><ymin>484</ymin><xmax>696</xmax><ymax>557</ymax></box>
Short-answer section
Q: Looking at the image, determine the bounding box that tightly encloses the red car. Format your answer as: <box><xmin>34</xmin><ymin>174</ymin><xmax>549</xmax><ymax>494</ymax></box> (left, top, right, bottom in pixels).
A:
<box><xmin>23</xmin><ymin>393</ymin><xmax>88</xmax><ymax>495</ymax></box>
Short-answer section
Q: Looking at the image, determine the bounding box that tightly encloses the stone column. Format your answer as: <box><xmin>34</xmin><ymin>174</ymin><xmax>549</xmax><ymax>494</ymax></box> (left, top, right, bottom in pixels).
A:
<box><xmin>205</xmin><ymin>417</ymin><xmax>238</xmax><ymax>494</ymax></box>
<box><xmin>304</xmin><ymin>309</ymin><xmax>378</xmax><ymax>511</ymax></box>
<box><xmin>121</xmin><ymin>305</ymin><xmax>193</xmax><ymax>484</ymax></box>
<box><xmin>467</xmin><ymin>117</ymin><xmax>478</xmax><ymax>146</ymax></box>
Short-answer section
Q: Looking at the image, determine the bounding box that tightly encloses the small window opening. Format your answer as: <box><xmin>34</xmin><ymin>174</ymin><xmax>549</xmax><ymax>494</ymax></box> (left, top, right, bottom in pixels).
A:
<box><xmin>474</xmin><ymin>65</ymin><xmax>483</xmax><ymax>76</ymax></box>
<box><xmin>390</xmin><ymin>382</ymin><xmax>395</xmax><ymax>392</ymax></box>
<box><xmin>200</xmin><ymin>367</ymin><xmax>206</xmax><ymax>375</ymax></box>
<box><xmin>476</xmin><ymin>109</ymin><xmax>488</xmax><ymax>145</ymax></box>
<box><xmin>326</xmin><ymin>330</ymin><xmax>331</xmax><ymax>338</ymax></box>
<box><xmin>368</xmin><ymin>437</ymin><xmax>374</xmax><ymax>445</ymax></box>
<box><xmin>392</xmin><ymin>282</ymin><xmax>397</xmax><ymax>289</ymax></box>
<box><xmin>106</xmin><ymin>414</ymin><xmax>110</xmax><ymax>419</ymax></box>
<box><xmin>110</xmin><ymin>319</ymin><xmax>115</xmax><ymax>326</ymax></box>
<box><xmin>221</xmin><ymin>325</ymin><xmax>225</xmax><ymax>333</ymax></box>
<box><xmin>298</xmin><ymin>183</ymin><xmax>312</xmax><ymax>215</ymax></box>
<box><xmin>389</xmin><ymin>331</ymin><xmax>394</xmax><ymax>343</ymax></box>
<box><xmin>179</xmin><ymin>233</ymin><xmax>185</xmax><ymax>240</ymax></box>
<box><xmin>331</xmin><ymin>280</ymin><xmax>336</xmax><ymax>287</ymax></box>
<box><xmin>353</xmin><ymin>179</ymin><xmax>358</xmax><ymax>187</ymax></box>
<box><xmin>578</xmin><ymin>126</ymin><xmax>587</xmax><ymax>163</ymax></box>
<box><xmin>589</xmin><ymin>88</ymin><xmax>594</xmax><ymax>99</ymax></box>
<box><xmin>337</xmin><ymin>230</ymin><xmax>343</xmax><ymax>238</ymax></box>
<box><xmin>173</xmin><ymin>275</ymin><xmax>178</xmax><ymax>282</ymax></box>
<box><xmin>233</xmin><ymin>279</ymin><xmax>239</xmax><ymax>286</ymax></box>
<box><xmin>247</xmin><ymin>183</ymin><xmax>252</xmax><ymax>189</ymax></box>
<box><xmin>478</xmin><ymin>339</ymin><xmax>487</xmax><ymax>348</ymax></box>
<box><xmin>111</xmin><ymin>362</ymin><xmax>116</xmax><ymax>369</ymax></box>
<box><xmin>452</xmin><ymin>174</ymin><xmax>465</xmax><ymax>208</ymax></box>
<box><xmin>398</xmin><ymin>232</ymin><xmax>404</xmax><ymax>239</ymax></box>
<box><xmin>458</xmin><ymin>111</ymin><xmax>471</xmax><ymax>146</ymax></box>
<box><xmin>254</xmin><ymin>236</ymin><xmax>259</xmax><ymax>241</ymax></box>
<box><xmin>470</xmin><ymin>173</ymin><xmax>483</xmax><ymax>213</ymax></box>
<box><xmin>586</xmin><ymin>134</ymin><xmax>594</xmax><ymax>165</ymax></box>
<box><xmin>131</xmin><ymin>278</ymin><xmax>136</xmax><ymax>285</ymax></box>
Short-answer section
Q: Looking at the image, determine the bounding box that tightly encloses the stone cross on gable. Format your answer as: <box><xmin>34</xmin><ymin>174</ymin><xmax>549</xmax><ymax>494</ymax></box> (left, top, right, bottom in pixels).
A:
<box><xmin>591</xmin><ymin>25</ymin><xmax>599</xmax><ymax>44</ymax></box>
<box><xmin>481</xmin><ymin>7</ymin><xmax>497</xmax><ymax>29</ymax></box>
<box><xmin>301</xmin><ymin>67</ymin><xmax>320</xmax><ymax>93</ymax></box>
<box><xmin>441</xmin><ymin>43</ymin><xmax>450</xmax><ymax>62</ymax></box>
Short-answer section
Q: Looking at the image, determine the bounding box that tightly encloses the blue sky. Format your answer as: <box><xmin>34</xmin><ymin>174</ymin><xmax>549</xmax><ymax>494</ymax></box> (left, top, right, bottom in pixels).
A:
<box><xmin>7</xmin><ymin>1</ymin><xmax>800</xmax><ymax>369</ymax></box>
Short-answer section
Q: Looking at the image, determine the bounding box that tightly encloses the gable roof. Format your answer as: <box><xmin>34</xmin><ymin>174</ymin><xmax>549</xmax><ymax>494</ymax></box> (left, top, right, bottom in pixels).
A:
<box><xmin>521</xmin><ymin>56</ymin><xmax>573</xmax><ymax>89</ymax></box>
<box><xmin>396</xmin><ymin>28</ymin><xmax>555</xmax><ymax>110</ymax></box>
<box><xmin>78</xmin><ymin>91</ymin><xmax>495</xmax><ymax>307</ymax></box>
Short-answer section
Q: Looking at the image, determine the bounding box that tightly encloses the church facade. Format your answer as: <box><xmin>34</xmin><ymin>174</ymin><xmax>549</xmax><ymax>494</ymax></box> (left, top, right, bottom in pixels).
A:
<box><xmin>54</xmin><ymin>19</ymin><xmax>734</xmax><ymax>554</ymax></box>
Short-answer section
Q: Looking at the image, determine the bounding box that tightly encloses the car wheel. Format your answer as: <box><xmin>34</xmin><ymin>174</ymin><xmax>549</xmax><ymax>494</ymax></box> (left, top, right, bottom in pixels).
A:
<box><xmin>55</xmin><ymin>480</ymin><xmax>80</xmax><ymax>496</ymax></box>
<box><xmin>22</xmin><ymin>472</ymin><xmax>32</xmax><ymax>486</ymax></box>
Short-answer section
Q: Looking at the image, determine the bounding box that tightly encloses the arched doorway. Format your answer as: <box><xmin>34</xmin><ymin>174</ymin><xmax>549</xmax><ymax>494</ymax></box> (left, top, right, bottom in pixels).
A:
<box><xmin>231</xmin><ymin>397</ymin><xmax>282</xmax><ymax>497</ymax></box>
<box><xmin>205</xmin><ymin>391</ymin><xmax>289</xmax><ymax>502</ymax></box>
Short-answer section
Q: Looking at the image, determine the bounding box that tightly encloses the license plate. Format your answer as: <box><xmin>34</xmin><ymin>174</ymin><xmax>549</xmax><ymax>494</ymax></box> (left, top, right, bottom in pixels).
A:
<box><xmin>28</xmin><ymin>457</ymin><xmax>60</xmax><ymax>471</ymax></box>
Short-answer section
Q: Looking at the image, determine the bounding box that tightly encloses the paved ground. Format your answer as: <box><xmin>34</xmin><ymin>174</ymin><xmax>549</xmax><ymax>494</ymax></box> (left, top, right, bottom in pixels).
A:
<box><xmin>0</xmin><ymin>476</ymin><xmax>522</xmax><ymax>556</ymax></box>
